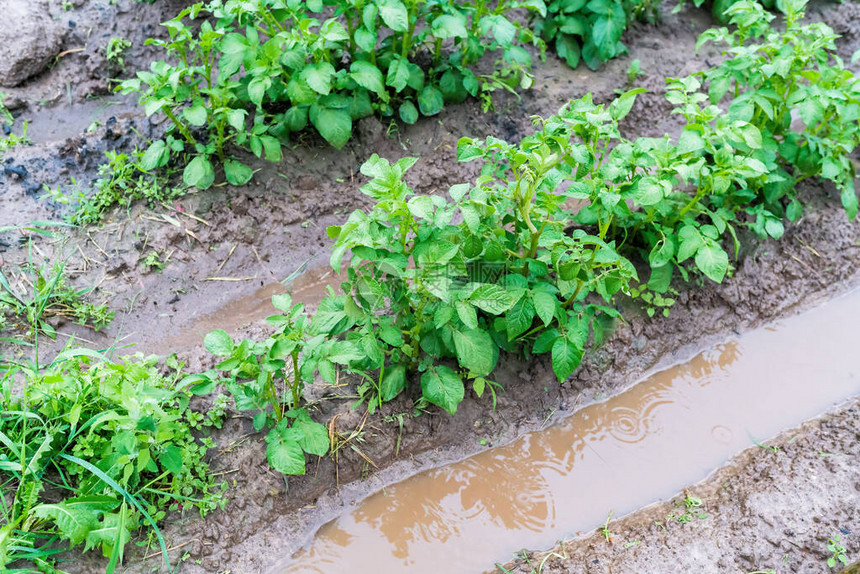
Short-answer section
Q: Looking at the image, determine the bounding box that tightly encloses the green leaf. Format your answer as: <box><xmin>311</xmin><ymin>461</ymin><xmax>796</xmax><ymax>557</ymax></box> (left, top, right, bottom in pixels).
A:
<box><xmin>248</xmin><ymin>76</ymin><xmax>271</xmax><ymax>107</ymax></box>
<box><xmin>387</xmin><ymin>56</ymin><xmax>410</xmax><ymax>92</ymax></box>
<box><xmin>532</xmin><ymin>291</ymin><xmax>557</xmax><ymax>327</ymax></box>
<box><xmin>695</xmin><ymin>243</ymin><xmax>729</xmax><ymax>283</ymax></box>
<box><xmin>320</xmin><ymin>18</ymin><xmax>349</xmax><ymax>42</ymax></box>
<box><xmin>469</xmin><ymin>284</ymin><xmax>517</xmax><ymax>315</ymax></box>
<box><xmin>182</xmin><ymin>103</ymin><xmax>207</xmax><ymax>126</ymax></box>
<box><xmin>552</xmin><ymin>336</ymin><xmax>583</xmax><ymax>381</ymax></box>
<box><xmin>266</xmin><ymin>421</ymin><xmax>306</xmax><ymax>475</ymax></box>
<box><xmin>350</xmin><ymin>61</ymin><xmax>385</xmax><ymax>96</ymax></box>
<box><xmin>842</xmin><ymin>179</ymin><xmax>858</xmax><ymax>220</ymax></box>
<box><xmin>455</xmin><ymin>300</ymin><xmax>478</xmax><ymax>329</ymax></box>
<box><xmin>533</xmin><ymin>328</ymin><xmax>559</xmax><ymax>354</ymax></box>
<box><xmin>381</xmin><ymin>364</ymin><xmax>407</xmax><ymax>401</ymax></box>
<box><xmin>420</xmin><ymin>366</ymin><xmax>465</xmax><ymax>415</ymax></box>
<box><xmin>301</xmin><ymin>62</ymin><xmax>336</xmax><ymax>95</ymax></box>
<box><xmin>33</xmin><ymin>496</ymin><xmax>120</xmax><ymax>546</ymax></box>
<box><xmin>678</xmin><ymin>130</ymin><xmax>705</xmax><ymax>154</ymax></box>
<box><xmin>139</xmin><ymin>140</ymin><xmax>169</xmax><ymax>171</ymax></box>
<box><xmin>219</xmin><ymin>33</ymin><xmax>250</xmax><ymax>78</ymax></box>
<box><xmin>449</xmin><ymin>183</ymin><xmax>470</xmax><ymax>201</ymax></box>
<box><xmin>649</xmin><ymin>235</ymin><xmax>676</xmax><ymax>268</ymax></box>
<box><xmin>272</xmin><ymin>293</ymin><xmax>293</xmax><ymax>312</ymax></box>
<box><xmin>355</xmin><ymin>27</ymin><xmax>377</xmax><ymax>52</ymax></box>
<box><xmin>407</xmin><ymin>195</ymin><xmax>435</xmax><ymax>219</ymax></box>
<box><xmin>432</xmin><ymin>14</ymin><xmax>468</xmax><ymax>38</ymax></box>
<box><xmin>224</xmin><ymin>160</ymin><xmax>253</xmax><ymax>186</ymax></box>
<box><xmin>378</xmin><ymin>0</ymin><xmax>409</xmax><ymax>31</ymax></box>
<box><xmin>506</xmin><ymin>296</ymin><xmax>535</xmax><ymax>340</ymax></box>
<box><xmin>480</xmin><ymin>15</ymin><xmax>517</xmax><ymax>45</ymax></box>
<box><xmin>417</xmin><ymin>85</ymin><xmax>444</xmax><ymax>116</ymax></box>
<box><xmin>591</xmin><ymin>8</ymin><xmax>626</xmax><ymax>60</ymax></box>
<box><xmin>453</xmin><ymin>329</ymin><xmax>497</xmax><ymax>376</ymax></box>
<box><xmin>633</xmin><ymin>176</ymin><xmax>665</xmax><ymax>206</ymax></box>
<box><xmin>291</xmin><ymin>411</ymin><xmax>329</xmax><ymax>456</ymax></box>
<box><xmin>610</xmin><ymin>88</ymin><xmax>646</xmax><ymax>121</ymax></box>
<box><xmin>309</xmin><ymin>104</ymin><xmax>353</xmax><ymax>149</ymax></box>
<box><xmin>556</xmin><ymin>33</ymin><xmax>581</xmax><ymax>68</ymax></box>
<box><xmin>764</xmin><ymin>217</ymin><xmax>784</xmax><ymax>240</ymax></box>
<box><xmin>648</xmin><ymin>264</ymin><xmax>673</xmax><ymax>292</ymax></box>
<box><xmin>158</xmin><ymin>444</ymin><xmax>183</xmax><ymax>475</ymax></box>
<box><xmin>183</xmin><ymin>155</ymin><xmax>215</xmax><ymax>190</ymax></box>
<box><xmin>399</xmin><ymin>100</ymin><xmax>419</xmax><ymax>124</ymax></box>
<box><xmin>204</xmin><ymin>329</ymin><xmax>233</xmax><ymax>356</ymax></box>
<box><xmin>676</xmin><ymin>225</ymin><xmax>703</xmax><ymax>262</ymax></box>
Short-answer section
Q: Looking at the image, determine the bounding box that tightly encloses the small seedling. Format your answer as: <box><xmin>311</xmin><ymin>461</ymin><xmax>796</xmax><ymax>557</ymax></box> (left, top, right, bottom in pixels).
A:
<box><xmin>827</xmin><ymin>535</ymin><xmax>849</xmax><ymax>568</ymax></box>
<box><xmin>601</xmin><ymin>510</ymin><xmax>614</xmax><ymax>543</ymax></box>
<box><xmin>627</xmin><ymin>59</ymin><xmax>642</xmax><ymax>86</ymax></box>
<box><xmin>668</xmin><ymin>494</ymin><xmax>708</xmax><ymax>523</ymax></box>
<box><xmin>106</xmin><ymin>36</ymin><xmax>132</xmax><ymax>72</ymax></box>
<box><xmin>142</xmin><ymin>251</ymin><xmax>166</xmax><ymax>272</ymax></box>
<box><xmin>0</xmin><ymin>234</ymin><xmax>114</xmax><ymax>338</ymax></box>
<box><xmin>750</xmin><ymin>435</ymin><xmax>781</xmax><ymax>454</ymax></box>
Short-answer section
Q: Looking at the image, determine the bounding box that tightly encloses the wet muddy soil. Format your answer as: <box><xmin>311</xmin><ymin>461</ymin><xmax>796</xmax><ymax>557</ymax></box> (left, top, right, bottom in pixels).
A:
<box><xmin>276</xmin><ymin>289</ymin><xmax>860</xmax><ymax>573</ymax></box>
<box><xmin>2</xmin><ymin>0</ymin><xmax>860</xmax><ymax>572</ymax></box>
<box><xmin>498</xmin><ymin>396</ymin><xmax>860</xmax><ymax>574</ymax></box>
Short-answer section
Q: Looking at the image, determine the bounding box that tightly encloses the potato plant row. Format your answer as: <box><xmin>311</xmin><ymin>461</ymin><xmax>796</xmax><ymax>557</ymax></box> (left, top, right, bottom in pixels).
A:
<box><xmin>119</xmin><ymin>0</ymin><xmax>669</xmax><ymax>190</ymax></box>
<box><xmin>195</xmin><ymin>0</ymin><xmax>859</xmax><ymax>477</ymax></box>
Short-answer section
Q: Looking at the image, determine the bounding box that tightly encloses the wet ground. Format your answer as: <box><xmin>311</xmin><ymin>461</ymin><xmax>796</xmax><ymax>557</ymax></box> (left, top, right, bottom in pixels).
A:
<box><xmin>276</xmin><ymin>288</ymin><xmax>860</xmax><ymax>573</ymax></box>
<box><xmin>1</xmin><ymin>0</ymin><xmax>860</xmax><ymax>572</ymax></box>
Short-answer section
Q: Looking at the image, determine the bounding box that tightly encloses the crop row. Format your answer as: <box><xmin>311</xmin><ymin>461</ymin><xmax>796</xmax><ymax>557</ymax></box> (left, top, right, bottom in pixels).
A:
<box><xmin>114</xmin><ymin>0</ymin><xmax>666</xmax><ymax>193</ymax></box>
<box><xmin>195</xmin><ymin>0</ymin><xmax>858</xmax><ymax>475</ymax></box>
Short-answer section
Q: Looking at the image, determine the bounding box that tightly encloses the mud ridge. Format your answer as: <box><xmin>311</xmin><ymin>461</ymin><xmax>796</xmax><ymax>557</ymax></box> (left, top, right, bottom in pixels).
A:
<box><xmin>497</xmin><ymin>397</ymin><xmax>860</xmax><ymax>574</ymax></box>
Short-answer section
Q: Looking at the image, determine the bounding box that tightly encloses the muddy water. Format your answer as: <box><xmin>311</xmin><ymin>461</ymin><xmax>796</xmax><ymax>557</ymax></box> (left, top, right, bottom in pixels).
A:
<box><xmin>275</xmin><ymin>289</ymin><xmax>860</xmax><ymax>574</ymax></box>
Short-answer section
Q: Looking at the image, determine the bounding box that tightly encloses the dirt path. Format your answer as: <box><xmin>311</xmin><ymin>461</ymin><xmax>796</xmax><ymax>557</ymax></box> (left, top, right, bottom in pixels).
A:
<box><xmin>1</xmin><ymin>0</ymin><xmax>860</xmax><ymax>572</ymax></box>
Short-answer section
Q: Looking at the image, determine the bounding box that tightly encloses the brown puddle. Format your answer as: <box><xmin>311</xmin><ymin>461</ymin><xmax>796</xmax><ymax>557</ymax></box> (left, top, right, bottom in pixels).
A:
<box><xmin>274</xmin><ymin>289</ymin><xmax>860</xmax><ymax>574</ymax></box>
<box><xmin>152</xmin><ymin>266</ymin><xmax>342</xmax><ymax>354</ymax></box>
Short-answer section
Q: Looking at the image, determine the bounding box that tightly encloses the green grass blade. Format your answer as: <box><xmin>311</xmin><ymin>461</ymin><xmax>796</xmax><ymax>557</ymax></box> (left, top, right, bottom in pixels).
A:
<box><xmin>58</xmin><ymin>454</ymin><xmax>173</xmax><ymax>573</ymax></box>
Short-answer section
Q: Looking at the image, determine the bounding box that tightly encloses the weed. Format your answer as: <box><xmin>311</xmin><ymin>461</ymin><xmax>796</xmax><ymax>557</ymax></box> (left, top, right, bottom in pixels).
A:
<box><xmin>601</xmin><ymin>509</ymin><xmax>614</xmax><ymax>542</ymax></box>
<box><xmin>668</xmin><ymin>493</ymin><xmax>708</xmax><ymax>523</ymax></box>
<box><xmin>142</xmin><ymin>251</ymin><xmax>166</xmax><ymax>273</ymax></box>
<box><xmin>827</xmin><ymin>535</ymin><xmax>849</xmax><ymax>568</ymax></box>
<box><xmin>51</xmin><ymin>150</ymin><xmax>182</xmax><ymax>225</ymax></box>
<box><xmin>750</xmin><ymin>434</ymin><xmax>780</xmax><ymax>454</ymax></box>
<box><xmin>0</xmin><ymin>93</ymin><xmax>31</xmax><ymax>156</ymax></box>
<box><xmin>0</xmin><ymin>340</ymin><xmax>224</xmax><ymax>571</ymax></box>
<box><xmin>0</xmin><ymin>232</ymin><xmax>114</xmax><ymax>339</ymax></box>
<box><xmin>105</xmin><ymin>37</ymin><xmax>132</xmax><ymax>72</ymax></box>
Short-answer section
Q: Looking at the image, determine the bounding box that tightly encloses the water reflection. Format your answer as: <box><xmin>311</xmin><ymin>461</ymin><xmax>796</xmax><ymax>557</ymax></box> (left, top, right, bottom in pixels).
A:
<box><xmin>276</xmin><ymin>291</ymin><xmax>860</xmax><ymax>574</ymax></box>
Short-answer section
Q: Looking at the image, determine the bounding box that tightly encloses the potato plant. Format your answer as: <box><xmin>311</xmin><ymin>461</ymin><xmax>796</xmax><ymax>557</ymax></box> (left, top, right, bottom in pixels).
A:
<box><xmin>193</xmin><ymin>294</ymin><xmax>335</xmax><ymax>475</ymax></box>
<box><xmin>535</xmin><ymin>0</ymin><xmax>660</xmax><ymax>70</ymax></box>
<box><xmin>313</xmin><ymin>150</ymin><xmax>634</xmax><ymax>413</ymax></box>
<box><xmin>121</xmin><ymin>0</ymin><xmax>546</xmax><ymax>189</ymax></box>
<box><xmin>698</xmin><ymin>0</ymin><xmax>860</xmax><ymax>220</ymax></box>
<box><xmin>468</xmin><ymin>0</ymin><xmax>859</xmax><ymax>291</ymax></box>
